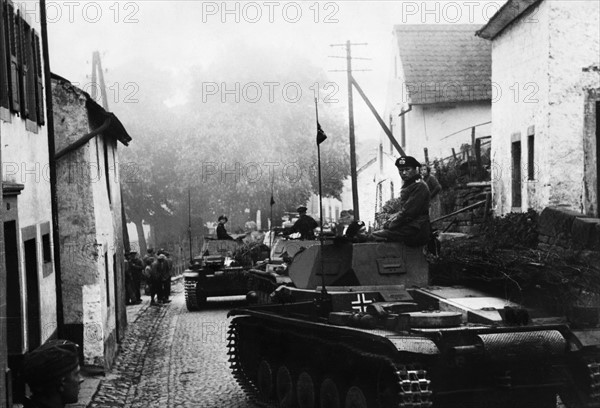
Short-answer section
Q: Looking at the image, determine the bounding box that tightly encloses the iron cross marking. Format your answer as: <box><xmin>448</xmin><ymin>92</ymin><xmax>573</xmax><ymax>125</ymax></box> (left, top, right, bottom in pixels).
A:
<box><xmin>351</xmin><ymin>293</ymin><xmax>373</xmax><ymax>312</ymax></box>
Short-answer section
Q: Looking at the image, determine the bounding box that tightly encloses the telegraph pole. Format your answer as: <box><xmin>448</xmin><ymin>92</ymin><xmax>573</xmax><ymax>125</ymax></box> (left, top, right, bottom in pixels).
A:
<box><xmin>330</xmin><ymin>41</ymin><xmax>368</xmax><ymax>221</ymax></box>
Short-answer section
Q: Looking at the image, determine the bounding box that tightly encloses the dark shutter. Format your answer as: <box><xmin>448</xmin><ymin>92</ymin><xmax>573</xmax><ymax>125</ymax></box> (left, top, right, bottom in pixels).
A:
<box><xmin>33</xmin><ymin>31</ymin><xmax>43</xmax><ymax>124</ymax></box>
<box><xmin>16</xmin><ymin>10</ymin><xmax>28</xmax><ymax>118</ymax></box>
<box><xmin>23</xmin><ymin>21</ymin><xmax>35</xmax><ymax>123</ymax></box>
<box><xmin>0</xmin><ymin>0</ymin><xmax>10</xmax><ymax>109</ymax></box>
<box><xmin>6</xmin><ymin>1</ymin><xmax>18</xmax><ymax>112</ymax></box>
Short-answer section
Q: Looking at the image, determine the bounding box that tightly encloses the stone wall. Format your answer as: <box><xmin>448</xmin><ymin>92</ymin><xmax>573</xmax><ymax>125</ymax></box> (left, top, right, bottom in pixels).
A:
<box><xmin>437</xmin><ymin>182</ymin><xmax>491</xmax><ymax>234</ymax></box>
<box><xmin>538</xmin><ymin>206</ymin><xmax>600</xmax><ymax>252</ymax></box>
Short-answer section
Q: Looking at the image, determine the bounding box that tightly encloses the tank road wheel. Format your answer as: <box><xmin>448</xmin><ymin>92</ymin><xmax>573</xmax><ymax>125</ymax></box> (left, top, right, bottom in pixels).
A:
<box><xmin>277</xmin><ymin>364</ymin><xmax>296</xmax><ymax>408</ymax></box>
<box><xmin>296</xmin><ymin>370</ymin><xmax>317</xmax><ymax>408</ymax></box>
<box><xmin>256</xmin><ymin>359</ymin><xmax>275</xmax><ymax>401</ymax></box>
<box><xmin>320</xmin><ymin>377</ymin><xmax>342</xmax><ymax>408</ymax></box>
<box><xmin>184</xmin><ymin>278</ymin><xmax>200</xmax><ymax>311</ymax></box>
<box><xmin>345</xmin><ymin>386</ymin><xmax>369</xmax><ymax>408</ymax></box>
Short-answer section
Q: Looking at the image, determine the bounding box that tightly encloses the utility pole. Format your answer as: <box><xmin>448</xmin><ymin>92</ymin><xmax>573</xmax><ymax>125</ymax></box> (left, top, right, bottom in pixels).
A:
<box><xmin>91</xmin><ymin>51</ymin><xmax>109</xmax><ymax>110</ymax></box>
<box><xmin>330</xmin><ymin>41</ymin><xmax>369</xmax><ymax>221</ymax></box>
<box><xmin>330</xmin><ymin>41</ymin><xmax>406</xmax><ymax>223</ymax></box>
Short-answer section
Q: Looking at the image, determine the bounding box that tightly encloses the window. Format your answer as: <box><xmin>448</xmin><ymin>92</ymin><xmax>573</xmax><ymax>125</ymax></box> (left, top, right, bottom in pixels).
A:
<box><xmin>104</xmin><ymin>136</ymin><xmax>112</xmax><ymax>204</ymax></box>
<box><xmin>527</xmin><ymin>126</ymin><xmax>535</xmax><ymax>181</ymax></box>
<box><xmin>377</xmin><ymin>182</ymin><xmax>383</xmax><ymax>211</ymax></box>
<box><xmin>390</xmin><ymin>181</ymin><xmax>394</xmax><ymax>199</ymax></box>
<box><xmin>105</xmin><ymin>252</ymin><xmax>110</xmax><ymax>307</ymax></box>
<box><xmin>511</xmin><ymin>137</ymin><xmax>522</xmax><ymax>208</ymax></box>
<box><xmin>42</xmin><ymin>233</ymin><xmax>51</xmax><ymax>263</ymax></box>
<box><xmin>379</xmin><ymin>144</ymin><xmax>383</xmax><ymax>173</ymax></box>
<box><xmin>0</xmin><ymin>2</ymin><xmax>44</xmax><ymax>124</ymax></box>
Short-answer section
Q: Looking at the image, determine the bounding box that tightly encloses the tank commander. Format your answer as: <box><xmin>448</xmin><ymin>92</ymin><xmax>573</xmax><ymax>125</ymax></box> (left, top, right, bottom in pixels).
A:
<box><xmin>370</xmin><ymin>156</ymin><xmax>430</xmax><ymax>246</ymax></box>
<box><xmin>216</xmin><ymin>215</ymin><xmax>235</xmax><ymax>240</ymax></box>
<box><xmin>287</xmin><ymin>206</ymin><xmax>318</xmax><ymax>240</ymax></box>
<box><xmin>21</xmin><ymin>339</ymin><xmax>83</xmax><ymax>408</ymax></box>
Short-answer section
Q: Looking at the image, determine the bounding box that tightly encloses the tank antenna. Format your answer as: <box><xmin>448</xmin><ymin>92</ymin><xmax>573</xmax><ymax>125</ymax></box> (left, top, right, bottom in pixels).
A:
<box><xmin>315</xmin><ymin>98</ymin><xmax>328</xmax><ymax>295</ymax></box>
<box><xmin>269</xmin><ymin>175</ymin><xmax>275</xmax><ymax>262</ymax></box>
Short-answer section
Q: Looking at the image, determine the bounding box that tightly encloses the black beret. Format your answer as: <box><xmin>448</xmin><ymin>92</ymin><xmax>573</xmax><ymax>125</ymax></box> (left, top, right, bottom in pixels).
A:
<box><xmin>297</xmin><ymin>206</ymin><xmax>308</xmax><ymax>213</ymax></box>
<box><xmin>395</xmin><ymin>156</ymin><xmax>421</xmax><ymax>168</ymax></box>
<box><xmin>218</xmin><ymin>215</ymin><xmax>228</xmax><ymax>222</ymax></box>
<box><xmin>22</xmin><ymin>340</ymin><xmax>79</xmax><ymax>386</ymax></box>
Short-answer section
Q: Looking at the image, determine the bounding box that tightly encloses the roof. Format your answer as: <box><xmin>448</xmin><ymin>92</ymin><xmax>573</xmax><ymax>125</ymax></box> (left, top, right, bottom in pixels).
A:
<box><xmin>51</xmin><ymin>73</ymin><xmax>132</xmax><ymax>146</ymax></box>
<box><xmin>477</xmin><ymin>0</ymin><xmax>542</xmax><ymax>40</ymax></box>
<box><xmin>394</xmin><ymin>25</ymin><xmax>491</xmax><ymax>105</ymax></box>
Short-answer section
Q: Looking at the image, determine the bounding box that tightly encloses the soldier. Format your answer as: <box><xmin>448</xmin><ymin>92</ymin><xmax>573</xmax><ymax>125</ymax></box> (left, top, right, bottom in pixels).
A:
<box><xmin>421</xmin><ymin>165</ymin><xmax>442</xmax><ymax>220</ymax></box>
<box><xmin>289</xmin><ymin>206</ymin><xmax>318</xmax><ymax>240</ymax></box>
<box><xmin>21</xmin><ymin>340</ymin><xmax>83</xmax><ymax>408</ymax></box>
<box><xmin>371</xmin><ymin>156</ymin><xmax>431</xmax><ymax>246</ymax></box>
<box><xmin>216</xmin><ymin>215</ymin><xmax>234</xmax><ymax>240</ymax></box>
<box><xmin>127</xmin><ymin>251</ymin><xmax>144</xmax><ymax>304</ymax></box>
<box><xmin>152</xmin><ymin>254</ymin><xmax>172</xmax><ymax>304</ymax></box>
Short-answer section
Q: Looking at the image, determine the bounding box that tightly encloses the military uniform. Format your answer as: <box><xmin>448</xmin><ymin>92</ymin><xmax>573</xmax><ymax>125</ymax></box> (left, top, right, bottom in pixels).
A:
<box><xmin>291</xmin><ymin>213</ymin><xmax>318</xmax><ymax>240</ymax></box>
<box><xmin>372</xmin><ymin>157</ymin><xmax>431</xmax><ymax>246</ymax></box>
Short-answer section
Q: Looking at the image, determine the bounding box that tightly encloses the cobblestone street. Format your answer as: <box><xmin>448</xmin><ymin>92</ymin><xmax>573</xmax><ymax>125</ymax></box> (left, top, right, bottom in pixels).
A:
<box><xmin>87</xmin><ymin>283</ymin><xmax>258</xmax><ymax>408</ymax></box>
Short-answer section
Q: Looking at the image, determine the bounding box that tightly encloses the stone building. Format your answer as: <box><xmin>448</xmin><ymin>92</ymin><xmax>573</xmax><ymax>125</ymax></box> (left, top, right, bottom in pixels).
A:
<box><xmin>477</xmin><ymin>0</ymin><xmax>600</xmax><ymax>216</ymax></box>
<box><xmin>377</xmin><ymin>24</ymin><xmax>491</xmax><ymax>218</ymax></box>
<box><xmin>52</xmin><ymin>74</ymin><xmax>131</xmax><ymax>370</ymax></box>
<box><xmin>0</xmin><ymin>1</ymin><xmax>58</xmax><ymax>405</ymax></box>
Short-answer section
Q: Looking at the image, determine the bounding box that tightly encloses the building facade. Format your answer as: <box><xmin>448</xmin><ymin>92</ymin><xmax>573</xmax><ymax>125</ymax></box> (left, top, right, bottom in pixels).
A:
<box><xmin>477</xmin><ymin>0</ymin><xmax>600</xmax><ymax>215</ymax></box>
<box><xmin>1</xmin><ymin>1</ymin><xmax>57</xmax><ymax>405</ymax></box>
<box><xmin>377</xmin><ymin>25</ymin><xmax>492</xmax><ymax>219</ymax></box>
<box><xmin>52</xmin><ymin>75</ymin><xmax>131</xmax><ymax>369</ymax></box>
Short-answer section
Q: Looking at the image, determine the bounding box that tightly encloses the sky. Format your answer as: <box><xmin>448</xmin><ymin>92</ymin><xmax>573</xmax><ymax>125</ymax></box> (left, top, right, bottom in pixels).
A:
<box><xmin>28</xmin><ymin>0</ymin><xmax>506</xmax><ymax>161</ymax></box>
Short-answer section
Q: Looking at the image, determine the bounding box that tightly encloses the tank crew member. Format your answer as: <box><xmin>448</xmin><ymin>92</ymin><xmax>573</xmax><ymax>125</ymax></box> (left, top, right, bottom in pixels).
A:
<box><xmin>371</xmin><ymin>156</ymin><xmax>430</xmax><ymax>245</ymax></box>
<box><xmin>421</xmin><ymin>165</ymin><xmax>442</xmax><ymax>219</ymax></box>
<box><xmin>216</xmin><ymin>215</ymin><xmax>234</xmax><ymax>240</ymax></box>
<box><xmin>21</xmin><ymin>339</ymin><xmax>83</xmax><ymax>408</ymax></box>
<box><xmin>289</xmin><ymin>206</ymin><xmax>318</xmax><ymax>240</ymax></box>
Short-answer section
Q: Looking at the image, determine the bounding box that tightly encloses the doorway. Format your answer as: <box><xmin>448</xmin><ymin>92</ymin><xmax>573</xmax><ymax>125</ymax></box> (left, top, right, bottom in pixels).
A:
<box><xmin>24</xmin><ymin>238</ymin><xmax>41</xmax><ymax>350</ymax></box>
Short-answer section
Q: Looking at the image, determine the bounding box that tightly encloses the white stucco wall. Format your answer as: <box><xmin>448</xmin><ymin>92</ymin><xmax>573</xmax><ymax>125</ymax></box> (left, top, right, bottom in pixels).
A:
<box><xmin>0</xmin><ymin>5</ymin><xmax>56</xmax><ymax>351</ymax></box>
<box><xmin>402</xmin><ymin>102</ymin><xmax>491</xmax><ymax>160</ymax></box>
<box><xmin>490</xmin><ymin>0</ymin><xmax>600</xmax><ymax>215</ymax></box>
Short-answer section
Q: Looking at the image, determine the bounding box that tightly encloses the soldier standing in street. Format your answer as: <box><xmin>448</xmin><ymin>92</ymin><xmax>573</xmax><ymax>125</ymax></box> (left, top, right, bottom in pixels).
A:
<box><xmin>152</xmin><ymin>254</ymin><xmax>172</xmax><ymax>304</ymax></box>
<box><xmin>21</xmin><ymin>340</ymin><xmax>83</xmax><ymax>408</ymax></box>
<box><xmin>289</xmin><ymin>206</ymin><xmax>318</xmax><ymax>240</ymax></box>
<box><xmin>128</xmin><ymin>251</ymin><xmax>144</xmax><ymax>304</ymax></box>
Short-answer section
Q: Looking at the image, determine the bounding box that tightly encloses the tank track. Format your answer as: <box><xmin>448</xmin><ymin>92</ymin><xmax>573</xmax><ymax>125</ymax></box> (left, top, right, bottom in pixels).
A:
<box><xmin>586</xmin><ymin>357</ymin><xmax>600</xmax><ymax>402</ymax></box>
<box><xmin>227</xmin><ymin>317</ymin><xmax>432</xmax><ymax>408</ymax></box>
<box><xmin>184</xmin><ymin>278</ymin><xmax>200</xmax><ymax>311</ymax></box>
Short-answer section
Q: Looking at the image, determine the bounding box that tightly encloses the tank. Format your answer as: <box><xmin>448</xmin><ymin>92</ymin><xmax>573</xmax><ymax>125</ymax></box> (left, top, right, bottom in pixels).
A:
<box><xmin>183</xmin><ymin>239</ymin><xmax>249</xmax><ymax>311</ymax></box>
<box><xmin>246</xmin><ymin>237</ymin><xmax>320</xmax><ymax>304</ymax></box>
<box><xmin>228</xmin><ymin>240</ymin><xmax>600</xmax><ymax>408</ymax></box>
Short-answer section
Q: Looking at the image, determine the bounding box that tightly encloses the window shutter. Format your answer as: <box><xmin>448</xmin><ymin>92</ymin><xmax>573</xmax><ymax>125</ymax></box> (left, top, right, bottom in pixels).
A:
<box><xmin>6</xmin><ymin>1</ymin><xmax>18</xmax><ymax>112</ymax></box>
<box><xmin>33</xmin><ymin>31</ymin><xmax>43</xmax><ymax>125</ymax></box>
<box><xmin>16</xmin><ymin>11</ymin><xmax>28</xmax><ymax>118</ymax></box>
<box><xmin>23</xmin><ymin>21</ymin><xmax>36</xmax><ymax>123</ymax></box>
<box><xmin>0</xmin><ymin>0</ymin><xmax>10</xmax><ymax>109</ymax></box>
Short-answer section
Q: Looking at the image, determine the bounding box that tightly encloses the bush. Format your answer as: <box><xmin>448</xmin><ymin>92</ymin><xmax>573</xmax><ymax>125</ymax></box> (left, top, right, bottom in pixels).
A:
<box><xmin>480</xmin><ymin>209</ymin><xmax>538</xmax><ymax>249</ymax></box>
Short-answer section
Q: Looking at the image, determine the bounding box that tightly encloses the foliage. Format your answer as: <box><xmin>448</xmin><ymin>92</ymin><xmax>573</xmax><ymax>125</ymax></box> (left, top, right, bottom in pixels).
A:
<box><xmin>480</xmin><ymin>209</ymin><xmax>539</xmax><ymax>249</ymax></box>
<box><xmin>112</xmin><ymin>45</ymin><xmax>350</xmax><ymax>250</ymax></box>
<box><xmin>231</xmin><ymin>242</ymin><xmax>270</xmax><ymax>267</ymax></box>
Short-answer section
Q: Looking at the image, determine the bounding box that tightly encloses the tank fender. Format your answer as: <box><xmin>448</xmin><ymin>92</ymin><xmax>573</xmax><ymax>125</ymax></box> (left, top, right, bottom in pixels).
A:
<box><xmin>183</xmin><ymin>271</ymin><xmax>200</xmax><ymax>279</ymax></box>
<box><xmin>387</xmin><ymin>336</ymin><xmax>440</xmax><ymax>355</ymax></box>
<box><xmin>566</xmin><ymin>328</ymin><xmax>600</xmax><ymax>349</ymax></box>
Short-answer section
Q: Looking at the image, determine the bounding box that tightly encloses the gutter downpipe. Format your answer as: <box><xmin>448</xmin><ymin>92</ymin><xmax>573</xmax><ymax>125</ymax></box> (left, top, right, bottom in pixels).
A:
<box><xmin>40</xmin><ymin>0</ymin><xmax>64</xmax><ymax>338</ymax></box>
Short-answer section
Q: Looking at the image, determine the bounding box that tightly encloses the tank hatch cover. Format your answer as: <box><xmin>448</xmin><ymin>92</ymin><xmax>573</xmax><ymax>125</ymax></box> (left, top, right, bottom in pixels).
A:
<box><xmin>407</xmin><ymin>311</ymin><xmax>463</xmax><ymax>328</ymax></box>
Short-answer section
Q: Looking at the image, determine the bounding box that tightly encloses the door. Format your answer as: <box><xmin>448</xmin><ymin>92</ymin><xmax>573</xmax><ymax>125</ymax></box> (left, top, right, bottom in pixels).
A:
<box><xmin>24</xmin><ymin>238</ymin><xmax>40</xmax><ymax>350</ymax></box>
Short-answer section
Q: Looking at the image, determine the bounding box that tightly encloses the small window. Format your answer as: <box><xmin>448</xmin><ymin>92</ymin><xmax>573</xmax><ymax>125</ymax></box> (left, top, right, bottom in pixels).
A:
<box><xmin>390</xmin><ymin>181</ymin><xmax>395</xmax><ymax>199</ymax></box>
<box><xmin>527</xmin><ymin>134</ymin><xmax>535</xmax><ymax>181</ymax></box>
<box><xmin>42</xmin><ymin>233</ymin><xmax>51</xmax><ymax>263</ymax></box>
